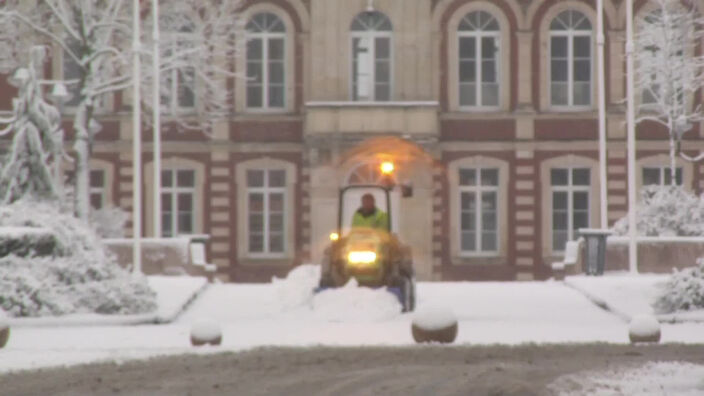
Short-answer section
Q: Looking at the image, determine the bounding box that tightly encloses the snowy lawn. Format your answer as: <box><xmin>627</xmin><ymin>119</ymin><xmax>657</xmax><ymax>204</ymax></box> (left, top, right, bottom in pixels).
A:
<box><xmin>3</xmin><ymin>267</ymin><xmax>704</xmax><ymax>374</ymax></box>
<box><xmin>7</xmin><ymin>275</ymin><xmax>208</xmax><ymax>327</ymax></box>
<box><xmin>549</xmin><ymin>361</ymin><xmax>704</xmax><ymax>395</ymax></box>
<box><xmin>565</xmin><ymin>272</ymin><xmax>704</xmax><ymax>323</ymax></box>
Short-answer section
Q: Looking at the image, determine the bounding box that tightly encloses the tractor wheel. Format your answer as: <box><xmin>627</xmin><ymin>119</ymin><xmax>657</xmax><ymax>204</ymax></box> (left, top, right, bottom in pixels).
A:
<box><xmin>392</xmin><ymin>275</ymin><xmax>415</xmax><ymax>313</ymax></box>
<box><xmin>408</xmin><ymin>277</ymin><xmax>416</xmax><ymax>312</ymax></box>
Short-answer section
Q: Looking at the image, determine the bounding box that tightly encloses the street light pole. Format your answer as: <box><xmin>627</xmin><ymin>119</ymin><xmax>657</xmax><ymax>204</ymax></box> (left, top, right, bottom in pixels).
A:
<box><xmin>626</xmin><ymin>0</ymin><xmax>638</xmax><ymax>274</ymax></box>
<box><xmin>597</xmin><ymin>0</ymin><xmax>608</xmax><ymax>229</ymax></box>
<box><xmin>132</xmin><ymin>0</ymin><xmax>143</xmax><ymax>275</ymax></box>
<box><xmin>152</xmin><ymin>0</ymin><xmax>162</xmax><ymax>238</ymax></box>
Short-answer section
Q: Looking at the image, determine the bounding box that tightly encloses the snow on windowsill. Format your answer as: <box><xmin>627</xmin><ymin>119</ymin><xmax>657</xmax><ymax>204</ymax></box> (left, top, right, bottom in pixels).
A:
<box><xmin>306</xmin><ymin>100</ymin><xmax>439</xmax><ymax>108</ymax></box>
<box><xmin>607</xmin><ymin>236</ymin><xmax>704</xmax><ymax>243</ymax></box>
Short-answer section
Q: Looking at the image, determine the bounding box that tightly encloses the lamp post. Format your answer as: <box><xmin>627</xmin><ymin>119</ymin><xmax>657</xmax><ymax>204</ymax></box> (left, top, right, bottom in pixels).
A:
<box><xmin>596</xmin><ymin>0</ymin><xmax>608</xmax><ymax>229</ymax></box>
<box><xmin>152</xmin><ymin>0</ymin><xmax>162</xmax><ymax>238</ymax></box>
<box><xmin>626</xmin><ymin>0</ymin><xmax>638</xmax><ymax>274</ymax></box>
<box><xmin>132</xmin><ymin>0</ymin><xmax>143</xmax><ymax>275</ymax></box>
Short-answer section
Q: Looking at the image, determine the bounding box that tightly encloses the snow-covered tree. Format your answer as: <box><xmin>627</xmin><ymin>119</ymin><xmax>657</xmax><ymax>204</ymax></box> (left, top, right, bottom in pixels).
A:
<box><xmin>0</xmin><ymin>46</ymin><xmax>65</xmax><ymax>204</ymax></box>
<box><xmin>634</xmin><ymin>0</ymin><xmax>704</xmax><ymax>184</ymax></box>
<box><xmin>0</xmin><ymin>0</ymin><xmax>242</xmax><ymax>220</ymax></box>
<box><xmin>612</xmin><ymin>185</ymin><xmax>704</xmax><ymax>237</ymax></box>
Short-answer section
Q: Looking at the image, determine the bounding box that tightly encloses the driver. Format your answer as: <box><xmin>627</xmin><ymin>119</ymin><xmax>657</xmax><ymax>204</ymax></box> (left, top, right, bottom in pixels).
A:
<box><xmin>351</xmin><ymin>193</ymin><xmax>389</xmax><ymax>231</ymax></box>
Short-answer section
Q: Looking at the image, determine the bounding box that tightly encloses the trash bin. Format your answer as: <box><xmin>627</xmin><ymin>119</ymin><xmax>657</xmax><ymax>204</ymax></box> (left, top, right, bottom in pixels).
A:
<box><xmin>578</xmin><ymin>228</ymin><xmax>612</xmax><ymax>276</ymax></box>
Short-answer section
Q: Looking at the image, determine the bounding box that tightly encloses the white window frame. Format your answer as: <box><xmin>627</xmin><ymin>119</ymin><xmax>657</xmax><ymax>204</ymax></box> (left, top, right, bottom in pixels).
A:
<box><xmin>458</xmin><ymin>12</ymin><xmax>501</xmax><ymax>110</ymax></box>
<box><xmin>642</xmin><ymin>165</ymin><xmax>683</xmax><ymax>186</ymax></box>
<box><xmin>161</xmin><ymin>168</ymin><xmax>196</xmax><ymax>237</ymax></box>
<box><xmin>549</xmin><ymin>11</ymin><xmax>593</xmax><ymax>110</ymax></box>
<box><xmin>350</xmin><ymin>13</ymin><xmax>393</xmax><ymax>102</ymax></box>
<box><xmin>161</xmin><ymin>23</ymin><xmax>197</xmax><ymax>114</ymax></box>
<box><xmin>246</xmin><ymin>169</ymin><xmax>287</xmax><ymax>258</ymax></box>
<box><xmin>61</xmin><ymin>40</ymin><xmax>83</xmax><ymax>110</ymax></box>
<box><xmin>550</xmin><ymin>167</ymin><xmax>591</xmax><ymax>253</ymax></box>
<box><xmin>246</xmin><ymin>13</ymin><xmax>287</xmax><ymax>112</ymax></box>
<box><xmin>458</xmin><ymin>167</ymin><xmax>500</xmax><ymax>256</ymax></box>
<box><xmin>89</xmin><ymin>169</ymin><xmax>106</xmax><ymax>210</ymax></box>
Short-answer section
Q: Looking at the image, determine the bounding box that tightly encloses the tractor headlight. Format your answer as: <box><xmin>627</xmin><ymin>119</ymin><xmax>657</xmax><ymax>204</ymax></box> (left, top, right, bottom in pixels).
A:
<box><xmin>347</xmin><ymin>251</ymin><xmax>377</xmax><ymax>264</ymax></box>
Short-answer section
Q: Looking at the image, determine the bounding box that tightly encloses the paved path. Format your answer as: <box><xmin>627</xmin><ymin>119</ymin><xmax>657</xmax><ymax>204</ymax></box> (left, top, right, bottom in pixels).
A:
<box><xmin>2</xmin><ymin>281</ymin><xmax>704</xmax><ymax>375</ymax></box>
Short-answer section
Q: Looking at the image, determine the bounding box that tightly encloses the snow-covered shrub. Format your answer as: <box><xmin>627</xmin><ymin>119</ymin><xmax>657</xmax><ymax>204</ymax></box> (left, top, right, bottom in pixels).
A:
<box><xmin>612</xmin><ymin>185</ymin><xmax>704</xmax><ymax>236</ymax></box>
<box><xmin>0</xmin><ymin>227</ymin><xmax>57</xmax><ymax>257</ymax></box>
<box><xmin>653</xmin><ymin>258</ymin><xmax>704</xmax><ymax>314</ymax></box>
<box><xmin>0</xmin><ymin>200</ymin><xmax>156</xmax><ymax>317</ymax></box>
<box><xmin>90</xmin><ymin>206</ymin><xmax>127</xmax><ymax>238</ymax></box>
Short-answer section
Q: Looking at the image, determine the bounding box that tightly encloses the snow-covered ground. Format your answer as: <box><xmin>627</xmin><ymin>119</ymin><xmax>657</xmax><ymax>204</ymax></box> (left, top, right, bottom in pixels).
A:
<box><xmin>565</xmin><ymin>272</ymin><xmax>704</xmax><ymax>322</ymax></box>
<box><xmin>549</xmin><ymin>362</ymin><xmax>704</xmax><ymax>396</ymax></box>
<box><xmin>7</xmin><ymin>275</ymin><xmax>208</xmax><ymax>327</ymax></box>
<box><xmin>1</xmin><ymin>268</ymin><xmax>704</xmax><ymax>374</ymax></box>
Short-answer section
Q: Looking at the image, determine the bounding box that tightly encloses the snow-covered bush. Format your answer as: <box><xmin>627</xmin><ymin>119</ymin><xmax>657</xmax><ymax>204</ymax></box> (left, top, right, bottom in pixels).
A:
<box><xmin>612</xmin><ymin>185</ymin><xmax>704</xmax><ymax>236</ymax></box>
<box><xmin>653</xmin><ymin>258</ymin><xmax>704</xmax><ymax>314</ymax></box>
<box><xmin>90</xmin><ymin>206</ymin><xmax>127</xmax><ymax>238</ymax></box>
<box><xmin>0</xmin><ymin>200</ymin><xmax>156</xmax><ymax>317</ymax></box>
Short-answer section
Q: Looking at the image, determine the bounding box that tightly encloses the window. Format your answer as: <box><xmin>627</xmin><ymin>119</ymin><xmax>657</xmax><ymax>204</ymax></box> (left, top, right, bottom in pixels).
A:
<box><xmin>161</xmin><ymin>169</ymin><xmax>196</xmax><ymax>237</ymax></box>
<box><xmin>551</xmin><ymin>168</ymin><xmax>590</xmax><ymax>252</ymax></box>
<box><xmin>459</xmin><ymin>168</ymin><xmax>499</xmax><ymax>254</ymax></box>
<box><xmin>163</xmin><ymin>20</ymin><xmax>196</xmax><ymax>112</ymax></box>
<box><xmin>351</xmin><ymin>11</ymin><xmax>392</xmax><ymax>101</ymax></box>
<box><xmin>247</xmin><ymin>169</ymin><xmax>286</xmax><ymax>255</ymax></box>
<box><xmin>638</xmin><ymin>10</ymin><xmax>684</xmax><ymax>108</ymax></box>
<box><xmin>246</xmin><ymin>13</ymin><xmax>286</xmax><ymax>110</ymax></box>
<box><xmin>458</xmin><ymin>11</ymin><xmax>500</xmax><ymax>108</ymax></box>
<box><xmin>549</xmin><ymin>10</ymin><xmax>592</xmax><ymax>107</ymax></box>
<box><xmin>63</xmin><ymin>40</ymin><xmax>82</xmax><ymax>107</ymax></box>
<box><xmin>643</xmin><ymin>166</ymin><xmax>683</xmax><ymax>186</ymax></box>
<box><xmin>89</xmin><ymin>169</ymin><xmax>106</xmax><ymax>209</ymax></box>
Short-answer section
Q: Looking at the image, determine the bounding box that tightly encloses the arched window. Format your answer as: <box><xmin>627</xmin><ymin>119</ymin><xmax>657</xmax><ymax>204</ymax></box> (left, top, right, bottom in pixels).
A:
<box><xmin>458</xmin><ymin>11</ymin><xmax>500</xmax><ymax>108</ymax></box>
<box><xmin>350</xmin><ymin>11</ymin><xmax>393</xmax><ymax>101</ymax></box>
<box><xmin>549</xmin><ymin>10</ymin><xmax>592</xmax><ymax>107</ymax></box>
<box><xmin>346</xmin><ymin>162</ymin><xmax>393</xmax><ymax>185</ymax></box>
<box><xmin>246</xmin><ymin>12</ymin><xmax>286</xmax><ymax>110</ymax></box>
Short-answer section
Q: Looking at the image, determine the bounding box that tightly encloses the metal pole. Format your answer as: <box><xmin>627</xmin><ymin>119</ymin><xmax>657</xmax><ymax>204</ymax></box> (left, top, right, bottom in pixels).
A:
<box><xmin>132</xmin><ymin>0</ymin><xmax>143</xmax><ymax>275</ymax></box>
<box><xmin>597</xmin><ymin>0</ymin><xmax>608</xmax><ymax>229</ymax></box>
<box><xmin>152</xmin><ymin>0</ymin><xmax>161</xmax><ymax>237</ymax></box>
<box><xmin>626</xmin><ymin>0</ymin><xmax>638</xmax><ymax>273</ymax></box>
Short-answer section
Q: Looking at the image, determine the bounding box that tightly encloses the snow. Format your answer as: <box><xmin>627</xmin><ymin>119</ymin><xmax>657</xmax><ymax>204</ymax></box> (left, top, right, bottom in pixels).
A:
<box><xmin>273</xmin><ymin>263</ymin><xmax>402</xmax><ymax>321</ymax></box>
<box><xmin>311</xmin><ymin>278</ymin><xmax>402</xmax><ymax>322</ymax></box>
<box><xmin>565</xmin><ymin>273</ymin><xmax>664</xmax><ymax>320</ymax></box>
<box><xmin>7</xmin><ymin>276</ymin><xmax>207</xmax><ymax>327</ymax></box>
<box><xmin>629</xmin><ymin>314</ymin><xmax>660</xmax><ymax>337</ymax></box>
<box><xmin>190</xmin><ymin>318</ymin><xmax>221</xmax><ymax>343</ymax></box>
<box><xmin>566</xmin><ymin>273</ymin><xmax>704</xmax><ymax>323</ymax></box>
<box><xmin>2</xmin><ymin>278</ymin><xmax>704</xmax><ymax>374</ymax></box>
<box><xmin>103</xmin><ymin>237</ymin><xmax>192</xmax><ymax>263</ymax></box>
<box><xmin>272</xmin><ymin>263</ymin><xmax>320</xmax><ymax>309</ymax></box>
<box><xmin>412</xmin><ymin>304</ymin><xmax>457</xmax><ymax>331</ymax></box>
<box><xmin>549</xmin><ymin>362</ymin><xmax>704</xmax><ymax>396</ymax></box>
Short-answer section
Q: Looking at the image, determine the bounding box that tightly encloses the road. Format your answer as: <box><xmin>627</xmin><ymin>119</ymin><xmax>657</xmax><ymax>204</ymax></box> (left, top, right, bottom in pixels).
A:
<box><xmin>2</xmin><ymin>344</ymin><xmax>704</xmax><ymax>396</ymax></box>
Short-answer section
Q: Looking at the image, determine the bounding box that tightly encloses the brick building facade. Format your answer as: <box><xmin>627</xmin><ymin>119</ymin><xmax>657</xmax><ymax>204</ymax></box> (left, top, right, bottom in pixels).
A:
<box><xmin>3</xmin><ymin>0</ymin><xmax>703</xmax><ymax>282</ymax></box>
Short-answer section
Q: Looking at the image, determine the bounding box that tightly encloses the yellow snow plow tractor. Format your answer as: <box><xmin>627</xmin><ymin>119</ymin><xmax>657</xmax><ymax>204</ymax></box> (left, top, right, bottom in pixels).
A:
<box><xmin>318</xmin><ymin>161</ymin><xmax>416</xmax><ymax>312</ymax></box>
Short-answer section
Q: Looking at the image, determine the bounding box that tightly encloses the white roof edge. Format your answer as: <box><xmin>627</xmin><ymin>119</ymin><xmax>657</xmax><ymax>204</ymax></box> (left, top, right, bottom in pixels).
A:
<box><xmin>305</xmin><ymin>101</ymin><xmax>439</xmax><ymax>107</ymax></box>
